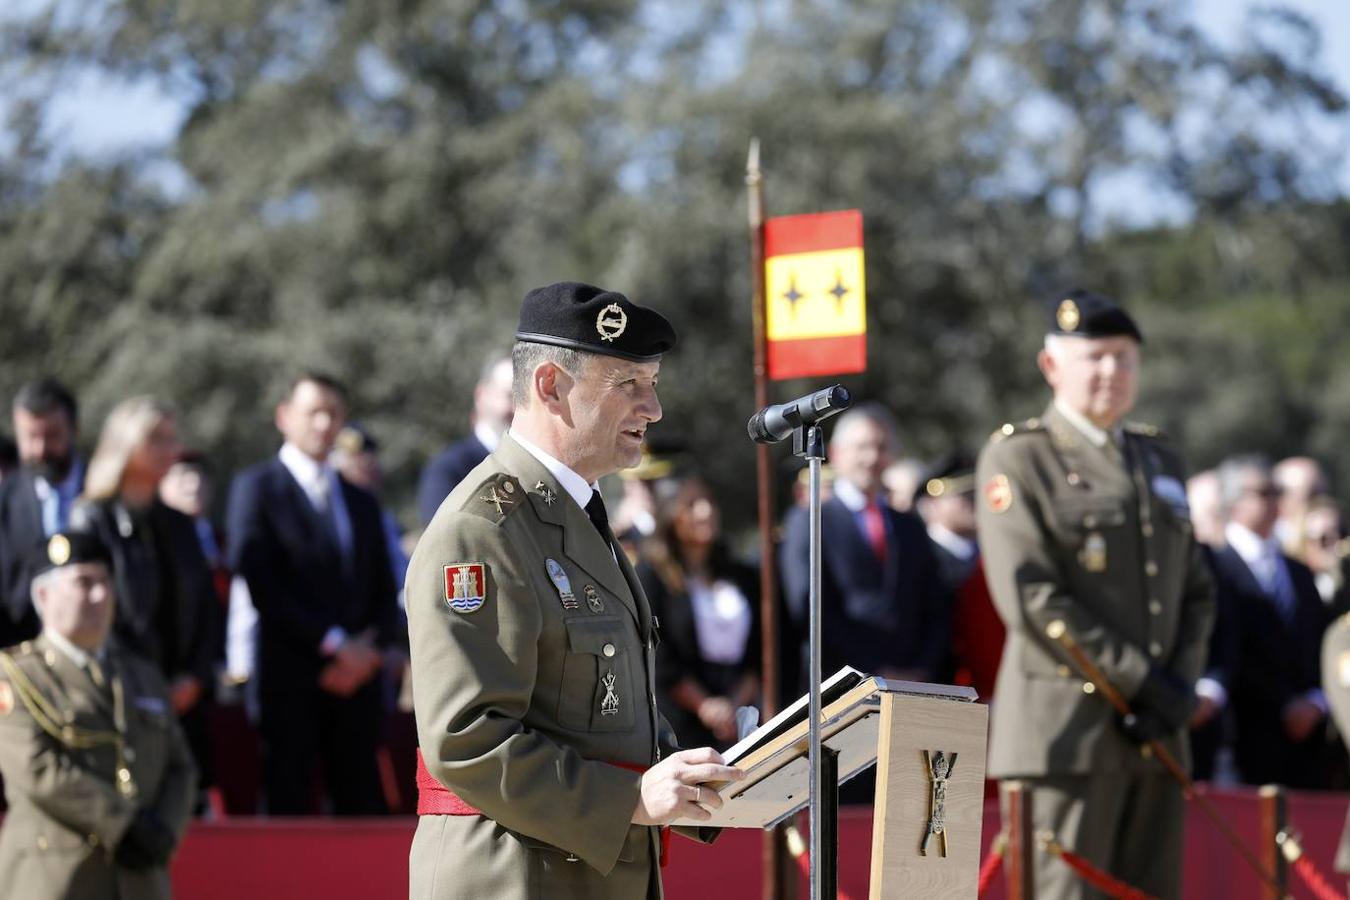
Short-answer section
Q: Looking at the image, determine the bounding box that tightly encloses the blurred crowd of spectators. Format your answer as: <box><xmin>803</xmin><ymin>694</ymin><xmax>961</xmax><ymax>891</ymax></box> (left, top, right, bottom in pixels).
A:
<box><xmin>0</xmin><ymin>367</ymin><xmax>1343</xmax><ymax>818</ymax></box>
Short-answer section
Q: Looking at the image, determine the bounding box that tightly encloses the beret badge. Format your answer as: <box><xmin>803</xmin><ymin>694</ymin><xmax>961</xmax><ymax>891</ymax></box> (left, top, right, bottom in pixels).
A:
<box><xmin>47</xmin><ymin>534</ymin><xmax>71</xmax><ymax>566</ymax></box>
<box><xmin>596</xmin><ymin>303</ymin><xmax>628</xmax><ymax>342</ymax></box>
<box><xmin>1056</xmin><ymin>298</ymin><xmax>1081</xmax><ymax>332</ymax></box>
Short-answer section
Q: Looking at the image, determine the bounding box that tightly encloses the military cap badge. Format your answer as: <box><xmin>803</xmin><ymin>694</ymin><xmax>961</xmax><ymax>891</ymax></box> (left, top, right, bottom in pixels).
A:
<box><xmin>47</xmin><ymin>534</ymin><xmax>71</xmax><ymax>566</ymax></box>
<box><xmin>596</xmin><ymin>303</ymin><xmax>628</xmax><ymax>342</ymax></box>
<box><xmin>1056</xmin><ymin>298</ymin><xmax>1081</xmax><ymax>333</ymax></box>
<box><xmin>444</xmin><ymin>563</ymin><xmax>487</xmax><ymax>613</ymax></box>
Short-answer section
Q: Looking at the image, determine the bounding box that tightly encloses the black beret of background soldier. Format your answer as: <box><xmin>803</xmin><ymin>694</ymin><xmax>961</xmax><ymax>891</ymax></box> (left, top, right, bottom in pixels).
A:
<box><xmin>0</xmin><ymin>530</ymin><xmax>197</xmax><ymax>900</ymax></box>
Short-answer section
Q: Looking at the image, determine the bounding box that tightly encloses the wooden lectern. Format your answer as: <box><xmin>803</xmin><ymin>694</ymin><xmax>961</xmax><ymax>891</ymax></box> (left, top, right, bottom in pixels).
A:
<box><xmin>675</xmin><ymin>673</ymin><xmax>988</xmax><ymax>899</ymax></box>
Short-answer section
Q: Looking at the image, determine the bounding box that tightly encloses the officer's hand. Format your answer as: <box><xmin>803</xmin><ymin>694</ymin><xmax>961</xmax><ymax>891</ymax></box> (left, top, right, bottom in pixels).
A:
<box><xmin>115</xmin><ymin>810</ymin><xmax>176</xmax><ymax>871</ymax></box>
<box><xmin>1132</xmin><ymin>667</ymin><xmax>1196</xmax><ymax>732</ymax></box>
<box><xmin>632</xmin><ymin>748</ymin><xmax>744</xmax><ymax>826</ymax></box>
<box><xmin>1117</xmin><ymin>710</ymin><xmax>1170</xmax><ymax>746</ymax></box>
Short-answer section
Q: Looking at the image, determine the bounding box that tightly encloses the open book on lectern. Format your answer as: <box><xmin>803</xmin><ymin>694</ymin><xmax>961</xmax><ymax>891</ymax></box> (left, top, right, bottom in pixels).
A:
<box><xmin>672</xmin><ymin>666</ymin><xmax>978</xmax><ymax>830</ymax></box>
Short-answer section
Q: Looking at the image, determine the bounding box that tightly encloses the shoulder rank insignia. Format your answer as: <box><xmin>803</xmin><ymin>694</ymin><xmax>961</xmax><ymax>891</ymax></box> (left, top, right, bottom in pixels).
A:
<box><xmin>444</xmin><ymin>563</ymin><xmax>488</xmax><ymax>613</ymax></box>
<box><xmin>480</xmin><ymin>482</ymin><xmax>516</xmax><ymax>517</ymax></box>
<box><xmin>983</xmin><ymin>474</ymin><xmax>1013</xmax><ymax>513</ymax></box>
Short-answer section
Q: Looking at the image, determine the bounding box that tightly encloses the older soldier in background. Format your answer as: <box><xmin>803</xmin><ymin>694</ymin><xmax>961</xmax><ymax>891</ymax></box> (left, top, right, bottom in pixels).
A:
<box><xmin>977</xmin><ymin>290</ymin><xmax>1214</xmax><ymax>899</ymax></box>
<box><xmin>407</xmin><ymin>282</ymin><xmax>739</xmax><ymax>900</ymax></box>
<box><xmin>0</xmin><ymin>531</ymin><xmax>195</xmax><ymax>899</ymax></box>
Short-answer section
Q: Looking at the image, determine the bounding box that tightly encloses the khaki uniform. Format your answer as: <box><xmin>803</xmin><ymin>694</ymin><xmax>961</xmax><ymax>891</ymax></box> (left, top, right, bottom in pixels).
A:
<box><xmin>977</xmin><ymin>403</ymin><xmax>1214</xmax><ymax>899</ymax></box>
<box><xmin>1322</xmin><ymin>613</ymin><xmax>1350</xmax><ymax>877</ymax></box>
<box><xmin>407</xmin><ymin>434</ymin><xmax>682</xmax><ymax>900</ymax></box>
<box><xmin>0</xmin><ymin>635</ymin><xmax>197</xmax><ymax>900</ymax></box>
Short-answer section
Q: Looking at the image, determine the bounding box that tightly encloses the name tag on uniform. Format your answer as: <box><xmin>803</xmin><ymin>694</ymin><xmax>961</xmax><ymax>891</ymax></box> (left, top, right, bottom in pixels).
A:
<box><xmin>1151</xmin><ymin>475</ymin><xmax>1188</xmax><ymax>516</ymax></box>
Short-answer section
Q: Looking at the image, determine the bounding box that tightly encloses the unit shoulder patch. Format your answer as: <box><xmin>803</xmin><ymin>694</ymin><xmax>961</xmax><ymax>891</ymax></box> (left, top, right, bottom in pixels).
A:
<box><xmin>983</xmin><ymin>474</ymin><xmax>1013</xmax><ymax>513</ymax></box>
<box><xmin>444</xmin><ymin>563</ymin><xmax>489</xmax><ymax>614</ymax></box>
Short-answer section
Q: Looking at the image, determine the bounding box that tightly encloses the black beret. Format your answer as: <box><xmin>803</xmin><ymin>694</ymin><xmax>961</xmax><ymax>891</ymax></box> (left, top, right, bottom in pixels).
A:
<box><xmin>516</xmin><ymin>282</ymin><xmax>677</xmax><ymax>363</ymax></box>
<box><xmin>915</xmin><ymin>452</ymin><xmax>977</xmax><ymax>504</ymax></box>
<box><xmin>1048</xmin><ymin>288</ymin><xmax>1143</xmax><ymax>343</ymax></box>
<box><xmin>29</xmin><ymin>531</ymin><xmax>112</xmax><ymax>578</ymax></box>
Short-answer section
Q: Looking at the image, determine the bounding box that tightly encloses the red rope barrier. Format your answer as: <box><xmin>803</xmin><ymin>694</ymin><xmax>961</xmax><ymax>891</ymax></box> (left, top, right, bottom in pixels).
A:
<box><xmin>783</xmin><ymin>824</ymin><xmax>855</xmax><ymax>900</ymax></box>
<box><xmin>1278</xmin><ymin>829</ymin><xmax>1348</xmax><ymax>900</ymax></box>
<box><xmin>977</xmin><ymin>834</ymin><xmax>1005</xmax><ymax>897</ymax></box>
<box><xmin>1040</xmin><ymin>833</ymin><xmax>1158</xmax><ymax>900</ymax></box>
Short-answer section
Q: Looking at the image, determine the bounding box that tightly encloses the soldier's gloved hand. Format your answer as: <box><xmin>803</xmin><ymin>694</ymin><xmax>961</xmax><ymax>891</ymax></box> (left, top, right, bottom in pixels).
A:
<box><xmin>1117</xmin><ymin>709</ymin><xmax>1171</xmax><ymax>745</ymax></box>
<box><xmin>1131</xmin><ymin>667</ymin><xmax>1196</xmax><ymax>733</ymax></box>
<box><xmin>115</xmin><ymin>810</ymin><xmax>176</xmax><ymax>870</ymax></box>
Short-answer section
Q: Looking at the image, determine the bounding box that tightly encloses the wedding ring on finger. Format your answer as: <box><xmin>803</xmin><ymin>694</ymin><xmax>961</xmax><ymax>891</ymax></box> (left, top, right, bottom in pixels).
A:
<box><xmin>695</xmin><ymin>786</ymin><xmax>702</xmax><ymax>804</ymax></box>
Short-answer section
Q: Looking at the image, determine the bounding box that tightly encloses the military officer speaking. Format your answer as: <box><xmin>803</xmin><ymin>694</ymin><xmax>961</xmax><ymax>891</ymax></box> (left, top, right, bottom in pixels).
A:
<box><xmin>407</xmin><ymin>282</ymin><xmax>743</xmax><ymax>900</ymax></box>
<box><xmin>0</xmin><ymin>531</ymin><xmax>196</xmax><ymax>900</ymax></box>
<box><xmin>976</xmin><ymin>290</ymin><xmax>1215</xmax><ymax>899</ymax></box>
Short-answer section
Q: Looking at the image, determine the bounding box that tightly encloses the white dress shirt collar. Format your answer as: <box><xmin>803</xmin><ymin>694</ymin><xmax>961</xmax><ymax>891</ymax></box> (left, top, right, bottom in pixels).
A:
<box><xmin>44</xmin><ymin>628</ymin><xmax>104</xmax><ymax>670</ymax></box>
<box><xmin>928</xmin><ymin>523</ymin><xmax>977</xmax><ymax>561</ymax></box>
<box><xmin>1054</xmin><ymin>399</ymin><xmax>1123</xmax><ymax>449</ymax></box>
<box><xmin>508</xmin><ymin>430</ymin><xmax>596</xmax><ymax>511</ymax></box>
<box><xmin>831</xmin><ymin>478</ymin><xmax>870</xmax><ymax>513</ymax></box>
<box><xmin>279</xmin><ymin>442</ymin><xmax>332</xmax><ymax>503</ymax></box>
<box><xmin>1225</xmin><ymin>521</ymin><xmax>1280</xmax><ymax>570</ymax></box>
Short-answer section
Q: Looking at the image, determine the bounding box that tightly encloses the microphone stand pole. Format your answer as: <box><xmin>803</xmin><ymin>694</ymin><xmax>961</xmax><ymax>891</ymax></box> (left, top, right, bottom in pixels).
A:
<box><xmin>794</xmin><ymin>422</ymin><xmax>835</xmax><ymax>900</ymax></box>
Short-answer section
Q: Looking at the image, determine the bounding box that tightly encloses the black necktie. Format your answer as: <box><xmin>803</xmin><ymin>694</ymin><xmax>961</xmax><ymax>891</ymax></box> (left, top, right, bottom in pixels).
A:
<box><xmin>585</xmin><ymin>493</ymin><xmax>611</xmax><ymax>541</ymax></box>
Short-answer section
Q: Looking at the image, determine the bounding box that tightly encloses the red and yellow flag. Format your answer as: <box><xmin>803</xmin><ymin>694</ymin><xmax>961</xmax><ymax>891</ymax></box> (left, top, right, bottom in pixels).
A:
<box><xmin>763</xmin><ymin>209</ymin><xmax>866</xmax><ymax>381</ymax></box>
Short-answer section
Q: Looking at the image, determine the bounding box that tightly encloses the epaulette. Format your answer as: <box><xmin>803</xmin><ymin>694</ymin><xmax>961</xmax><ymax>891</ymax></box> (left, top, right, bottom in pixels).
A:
<box><xmin>1124</xmin><ymin>421</ymin><xmax>1164</xmax><ymax>439</ymax></box>
<box><xmin>989</xmin><ymin>417</ymin><xmax>1046</xmax><ymax>444</ymax></box>
<box><xmin>461</xmin><ymin>473</ymin><xmax>526</xmax><ymax>524</ymax></box>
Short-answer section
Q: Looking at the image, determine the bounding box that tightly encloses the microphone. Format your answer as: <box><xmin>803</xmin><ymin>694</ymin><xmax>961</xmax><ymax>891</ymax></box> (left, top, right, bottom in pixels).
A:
<box><xmin>747</xmin><ymin>385</ymin><xmax>851</xmax><ymax>444</ymax></box>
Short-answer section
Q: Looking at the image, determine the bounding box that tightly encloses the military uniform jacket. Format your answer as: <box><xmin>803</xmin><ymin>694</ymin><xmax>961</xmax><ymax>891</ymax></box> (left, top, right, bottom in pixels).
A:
<box><xmin>976</xmin><ymin>403</ymin><xmax>1215</xmax><ymax>777</ymax></box>
<box><xmin>0</xmin><ymin>635</ymin><xmax>196</xmax><ymax>900</ymax></box>
<box><xmin>1322</xmin><ymin>613</ymin><xmax>1350</xmax><ymax>873</ymax></box>
<box><xmin>407</xmin><ymin>435</ymin><xmax>678</xmax><ymax>900</ymax></box>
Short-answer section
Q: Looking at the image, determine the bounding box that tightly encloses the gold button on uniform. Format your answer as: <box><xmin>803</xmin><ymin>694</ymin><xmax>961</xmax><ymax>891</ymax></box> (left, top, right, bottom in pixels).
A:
<box><xmin>36</xmin><ymin>835</ymin><xmax>48</xmax><ymax>851</ymax></box>
<box><xmin>1082</xmin><ymin>682</ymin><xmax>1096</xmax><ymax>695</ymax></box>
<box><xmin>1145</xmin><ymin>561</ymin><xmax>1158</xmax><ymax>577</ymax></box>
<box><xmin>1149</xmin><ymin>642</ymin><xmax>1163</xmax><ymax>657</ymax></box>
<box><xmin>1056</xmin><ymin>665</ymin><xmax>1071</xmax><ymax>678</ymax></box>
<box><xmin>1142</xmin><ymin>524</ymin><xmax>1154</xmax><ymax>537</ymax></box>
<box><xmin>1149</xmin><ymin>600</ymin><xmax>1162</xmax><ymax>615</ymax></box>
<box><xmin>602</xmin><ymin>643</ymin><xmax>616</xmax><ymax>658</ymax></box>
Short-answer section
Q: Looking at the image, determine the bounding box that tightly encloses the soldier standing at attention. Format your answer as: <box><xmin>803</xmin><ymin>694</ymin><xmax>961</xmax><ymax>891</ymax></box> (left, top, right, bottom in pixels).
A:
<box><xmin>977</xmin><ymin>290</ymin><xmax>1215</xmax><ymax>899</ymax></box>
<box><xmin>0</xmin><ymin>531</ymin><xmax>196</xmax><ymax>900</ymax></box>
<box><xmin>406</xmin><ymin>282</ymin><xmax>741</xmax><ymax>900</ymax></box>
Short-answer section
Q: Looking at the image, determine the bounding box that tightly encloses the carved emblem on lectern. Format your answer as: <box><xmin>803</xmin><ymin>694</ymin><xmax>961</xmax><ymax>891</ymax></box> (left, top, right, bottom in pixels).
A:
<box><xmin>920</xmin><ymin>750</ymin><xmax>957</xmax><ymax>857</ymax></box>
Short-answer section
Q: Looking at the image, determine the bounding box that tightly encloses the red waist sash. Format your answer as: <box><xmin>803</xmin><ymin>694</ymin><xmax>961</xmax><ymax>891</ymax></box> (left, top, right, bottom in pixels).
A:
<box><xmin>415</xmin><ymin>749</ymin><xmax>671</xmax><ymax>867</ymax></box>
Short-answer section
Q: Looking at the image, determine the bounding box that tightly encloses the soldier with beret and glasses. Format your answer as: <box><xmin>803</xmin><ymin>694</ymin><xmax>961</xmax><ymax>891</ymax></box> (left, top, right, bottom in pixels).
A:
<box><xmin>407</xmin><ymin>282</ymin><xmax>742</xmax><ymax>900</ymax></box>
<box><xmin>976</xmin><ymin>289</ymin><xmax>1215</xmax><ymax>899</ymax></box>
<box><xmin>0</xmin><ymin>531</ymin><xmax>195</xmax><ymax>900</ymax></box>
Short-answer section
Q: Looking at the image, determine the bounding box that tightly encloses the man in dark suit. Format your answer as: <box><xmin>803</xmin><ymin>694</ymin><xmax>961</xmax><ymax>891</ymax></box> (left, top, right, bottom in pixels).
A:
<box><xmin>780</xmin><ymin>403</ymin><xmax>948</xmax><ymax>684</ymax></box>
<box><xmin>1213</xmin><ymin>454</ymin><xmax>1339</xmax><ymax>789</ymax></box>
<box><xmin>416</xmin><ymin>355</ymin><xmax>514</xmax><ymax>526</ymax></box>
<box><xmin>227</xmin><ymin>373</ymin><xmax>405</xmax><ymax>815</ymax></box>
<box><xmin>0</xmin><ymin>378</ymin><xmax>84</xmax><ymax>648</ymax></box>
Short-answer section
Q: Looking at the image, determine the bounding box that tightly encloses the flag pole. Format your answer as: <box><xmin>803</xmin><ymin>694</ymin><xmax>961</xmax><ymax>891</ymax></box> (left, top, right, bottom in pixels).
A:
<box><xmin>747</xmin><ymin>138</ymin><xmax>786</xmax><ymax>900</ymax></box>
